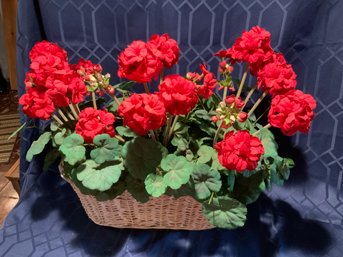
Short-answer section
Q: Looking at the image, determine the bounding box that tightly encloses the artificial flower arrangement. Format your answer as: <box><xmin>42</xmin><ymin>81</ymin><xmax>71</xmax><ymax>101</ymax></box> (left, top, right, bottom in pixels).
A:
<box><xmin>20</xmin><ymin>26</ymin><xmax>316</xmax><ymax>229</ymax></box>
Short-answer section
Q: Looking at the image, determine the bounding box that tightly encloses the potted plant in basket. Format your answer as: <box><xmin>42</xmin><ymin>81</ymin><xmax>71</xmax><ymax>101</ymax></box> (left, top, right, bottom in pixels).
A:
<box><xmin>19</xmin><ymin>26</ymin><xmax>316</xmax><ymax>230</ymax></box>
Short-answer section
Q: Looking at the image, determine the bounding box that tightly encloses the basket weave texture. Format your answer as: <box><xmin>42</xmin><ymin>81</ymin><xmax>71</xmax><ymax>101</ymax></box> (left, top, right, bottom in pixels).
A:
<box><xmin>66</xmin><ymin>178</ymin><xmax>214</xmax><ymax>230</ymax></box>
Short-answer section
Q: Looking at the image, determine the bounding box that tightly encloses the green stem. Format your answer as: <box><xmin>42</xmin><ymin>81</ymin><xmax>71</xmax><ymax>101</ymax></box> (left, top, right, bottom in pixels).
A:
<box><xmin>57</xmin><ymin>108</ymin><xmax>69</xmax><ymax>122</ymax></box>
<box><xmin>213</xmin><ymin>120</ymin><xmax>223</xmax><ymax>147</ymax></box>
<box><xmin>243</xmin><ymin>86</ymin><xmax>256</xmax><ymax>108</ymax></box>
<box><xmin>115</xmin><ymin>135</ymin><xmax>125</xmax><ymax>143</ymax></box>
<box><xmin>62</xmin><ymin>107</ymin><xmax>75</xmax><ymax>121</ymax></box>
<box><xmin>150</xmin><ymin>130</ymin><xmax>157</xmax><ymax>141</ymax></box>
<box><xmin>160</xmin><ymin>68</ymin><xmax>164</xmax><ymax>84</ymax></box>
<box><xmin>144</xmin><ymin>83</ymin><xmax>150</xmax><ymax>94</ymax></box>
<box><xmin>114</xmin><ymin>95</ymin><xmax>121</xmax><ymax>106</ymax></box>
<box><xmin>163</xmin><ymin>115</ymin><xmax>173</xmax><ymax>146</ymax></box>
<box><xmin>253</xmin><ymin>123</ymin><xmax>272</xmax><ymax>136</ymax></box>
<box><xmin>208</xmin><ymin>192</ymin><xmax>215</xmax><ymax>204</ymax></box>
<box><xmin>167</xmin><ymin>115</ymin><xmax>179</xmax><ymax>142</ymax></box>
<box><xmin>247</xmin><ymin>91</ymin><xmax>268</xmax><ymax>118</ymax></box>
<box><xmin>52</xmin><ymin>114</ymin><xmax>64</xmax><ymax>126</ymax></box>
<box><xmin>235</xmin><ymin>64</ymin><xmax>249</xmax><ymax>99</ymax></box>
<box><xmin>69</xmin><ymin>104</ymin><xmax>79</xmax><ymax>119</ymax></box>
<box><xmin>92</xmin><ymin>92</ymin><xmax>97</xmax><ymax>110</ymax></box>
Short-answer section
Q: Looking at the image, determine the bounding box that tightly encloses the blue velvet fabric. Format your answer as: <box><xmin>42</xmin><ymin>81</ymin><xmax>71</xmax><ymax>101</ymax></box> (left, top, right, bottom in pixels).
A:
<box><xmin>1</xmin><ymin>0</ymin><xmax>343</xmax><ymax>256</ymax></box>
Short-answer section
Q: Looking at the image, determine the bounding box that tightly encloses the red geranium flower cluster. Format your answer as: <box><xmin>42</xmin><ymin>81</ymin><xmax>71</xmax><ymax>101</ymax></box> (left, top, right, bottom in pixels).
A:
<box><xmin>148</xmin><ymin>33</ymin><xmax>180</xmax><ymax>68</ymax></box>
<box><xmin>117</xmin><ymin>40</ymin><xmax>163</xmax><ymax>83</ymax></box>
<box><xmin>268</xmin><ymin>90</ymin><xmax>316</xmax><ymax>136</ymax></box>
<box><xmin>118</xmin><ymin>93</ymin><xmax>166</xmax><ymax>136</ymax></box>
<box><xmin>257</xmin><ymin>53</ymin><xmax>297</xmax><ymax>96</ymax></box>
<box><xmin>225</xmin><ymin>26</ymin><xmax>273</xmax><ymax>70</ymax></box>
<box><xmin>19</xmin><ymin>41</ymin><xmax>87</xmax><ymax>120</ymax></box>
<box><xmin>158</xmin><ymin>74</ymin><xmax>198</xmax><ymax>115</ymax></box>
<box><xmin>215</xmin><ymin>131</ymin><xmax>264</xmax><ymax>172</ymax></box>
<box><xmin>117</xmin><ymin>33</ymin><xmax>179</xmax><ymax>83</ymax></box>
<box><xmin>75</xmin><ymin>107</ymin><xmax>116</xmax><ymax>143</ymax></box>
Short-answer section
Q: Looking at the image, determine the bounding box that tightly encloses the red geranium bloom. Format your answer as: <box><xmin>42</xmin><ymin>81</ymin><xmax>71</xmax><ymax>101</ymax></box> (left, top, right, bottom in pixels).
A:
<box><xmin>29</xmin><ymin>41</ymin><xmax>69</xmax><ymax>74</ymax></box>
<box><xmin>215</xmin><ymin>130</ymin><xmax>264</xmax><ymax>172</ymax></box>
<box><xmin>75</xmin><ymin>107</ymin><xmax>115</xmax><ymax>143</ymax></box>
<box><xmin>148</xmin><ymin>33</ymin><xmax>180</xmax><ymax>68</ymax></box>
<box><xmin>19</xmin><ymin>90</ymin><xmax>55</xmax><ymax>120</ymax></box>
<box><xmin>257</xmin><ymin>53</ymin><xmax>297</xmax><ymax>96</ymax></box>
<box><xmin>158</xmin><ymin>74</ymin><xmax>198</xmax><ymax>115</ymax></box>
<box><xmin>268</xmin><ymin>90</ymin><xmax>316</xmax><ymax>136</ymax></box>
<box><xmin>68</xmin><ymin>75</ymin><xmax>87</xmax><ymax>104</ymax></box>
<box><xmin>45</xmin><ymin>77</ymin><xmax>70</xmax><ymax>107</ymax></box>
<box><xmin>117</xmin><ymin>40</ymin><xmax>163</xmax><ymax>83</ymax></box>
<box><xmin>196</xmin><ymin>65</ymin><xmax>217</xmax><ymax>99</ymax></box>
<box><xmin>117</xmin><ymin>93</ymin><xmax>166</xmax><ymax>136</ymax></box>
<box><xmin>227</xmin><ymin>26</ymin><xmax>273</xmax><ymax>73</ymax></box>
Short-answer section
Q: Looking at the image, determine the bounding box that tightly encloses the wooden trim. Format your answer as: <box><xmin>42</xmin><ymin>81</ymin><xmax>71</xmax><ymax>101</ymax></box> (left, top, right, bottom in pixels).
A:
<box><xmin>1</xmin><ymin>0</ymin><xmax>18</xmax><ymax>90</ymax></box>
<box><xmin>4</xmin><ymin>158</ymin><xmax>20</xmax><ymax>196</ymax></box>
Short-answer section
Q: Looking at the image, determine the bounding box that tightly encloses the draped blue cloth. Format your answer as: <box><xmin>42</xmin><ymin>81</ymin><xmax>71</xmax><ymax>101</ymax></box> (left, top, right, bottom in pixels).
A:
<box><xmin>1</xmin><ymin>0</ymin><xmax>343</xmax><ymax>256</ymax></box>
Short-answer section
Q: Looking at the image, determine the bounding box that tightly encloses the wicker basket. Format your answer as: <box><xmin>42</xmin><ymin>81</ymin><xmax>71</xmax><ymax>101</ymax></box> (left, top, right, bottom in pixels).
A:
<box><xmin>64</xmin><ymin>174</ymin><xmax>214</xmax><ymax>230</ymax></box>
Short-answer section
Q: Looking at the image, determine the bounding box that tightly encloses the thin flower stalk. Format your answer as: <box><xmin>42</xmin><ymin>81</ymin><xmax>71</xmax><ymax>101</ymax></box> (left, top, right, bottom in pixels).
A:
<box><xmin>235</xmin><ymin>64</ymin><xmax>249</xmax><ymax>99</ymax></box>
<box><xmin>69</xmin><ymin>104</ymin><xmax>79</xmax><ymax>119</ymax></box>
<box><xmin>52</xmin><ymin>114</ymin><xmax>64</xmax><ymax>126</ymax></box>
<box><xmin>92</xmin><ymin>92</ymin><xmax>97</xmax><ymax>110</ymax></box>
<box><xmin>247</xmin><ymin>91</ymin><xmax>268</xmax><ymax>118</ymax></box>
<box><xmin>57</xmin><ymin>109</ymin><xmax>69</xmax><ymax>122</ymax></box>
<box><xmin>253</xmin><ymin>123</ymin><xmax>272</xmax><ymax>135</ymax></box>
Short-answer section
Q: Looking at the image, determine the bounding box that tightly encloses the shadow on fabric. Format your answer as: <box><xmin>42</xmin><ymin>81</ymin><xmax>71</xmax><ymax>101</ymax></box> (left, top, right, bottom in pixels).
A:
<box><xmin>28</xmin><ymin>164</ymin><xmax>332</xmax><ymax>257</ymax></box>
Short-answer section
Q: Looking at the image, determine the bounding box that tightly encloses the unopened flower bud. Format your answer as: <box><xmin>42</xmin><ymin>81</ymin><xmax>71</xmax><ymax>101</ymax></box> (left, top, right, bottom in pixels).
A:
<box><xmin>225</xmin><ymin>95</ymin><xmax>235</xmax><ymax>105</ymax></box>
<box><xmin>229</xmin><ymin>115</ymin><xmax>236</xmax><ymax>122</ymax></box>
<box><xmin>238</xmin><ymin>112</ymin><xmax>248</xmax><ymax>122</ymax></box>
<box><xmin>107</xmin><ymin>85</ymin><xmax>115</xmax><ymax>95</ymax></box>
<box><xmin>211</xmin><ymin>116</ymin><xmax>219</xmax><ymax>122</ymax></box>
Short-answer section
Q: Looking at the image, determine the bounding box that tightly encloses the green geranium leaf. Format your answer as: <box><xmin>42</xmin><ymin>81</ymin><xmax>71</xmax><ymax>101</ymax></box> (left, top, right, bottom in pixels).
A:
<box><xmin>126</xmin><ymin>175</ymin><xmax>150</xmax><ymax>203</ymax></box>
<box><xmin>192</xmin><ymin>163</ymin><xmax>222</xmax><ymax>200</ymax></box>
<box><xmin>59</xmin><ymin>133</ymin><xmax>86</xmax><ymax>165</ymax></box>
<box><xmin>161</xmin><ymin>154</ymin><xmax>192</xmax><ymax>190</ymax></box>
<box><xmin>173</xmin><ymin>122</ymin><xmax>189</xmax><ymax>136</ymax></box>
<box><xmin>116</xmin><ymin>126</ymin><xmax>138</xmax><ymax>138</ymax></box>
<box><xmin>76</xmin><ymin>160</ymin><xmax>124</xmax><ymax>191</ymax></box>
<box><xmin>95</xmin><ymin>181</ymin><xmax>126</xmax><ymax>201</ymax></box>
<box><xmin>50</xmin><ymin>121</ymin><xmax>59</xmax><ymax>132</ymax></box>
<box><xmin>192</xmin><ymin>109</ymin><xmax>211</xmax><ymax>121</ymax></box>
<box><xmin>227</xmin><ymin>170</ymin><xmax>236</xmax><ymax>192</ymax></box>
<box><xmin>258</xmin><ymin>128</ymin><xmax>278</xmax><ymax>158</ymax></box>
<box><xmin>171</xmin><ymin>135</ymin><xmax>189</xmax><ymax>151</ymax></box>
<box><xmin>185</xmin><ymin>149</ymin><xmax>194</xmax><ymax>161</ymax></box>
<box><xmin>232</xmin><ymin>170</ymin><xmax>266</xmax><ymax>205</ymax></box>
<box><xmin>165</xmin><ymin>182</ymin><xmax>195</xmax><ymax>199</ymax></box>
<box><xmin>211</xmin><ymin>152</ymin><xmax>226</xmax><ymax>171</ymax></box>
<box><xmin>90</xmin><ymin>134</ymin><xmax>122</xmax><ymax>164</ymax></box>
<box><xmin>202</xmin><ymin>196</ymin><xmax>247</xmax><ymax>229</ymax></box>
<box><xmin>43</xmin><ymin>149</ymin><xmax>60</xmax><ymax>171</ymax></box>
<box><xmin>145</xmin><ymin>173</ymin><xmax>167</xmax><ymax>197</ymax></box>
<box><xmin>122</xmin><ymin>137</ymin><xmax>162</xmax><ymax>180</ymax></box>
<box><xmin>197</xmin><ymin>145</ymin><xmax>215</xmax><ymax>164</ymax></box>
<box><xmin>270</xmin><ymin>157</ymin><xmax>294</xmax><ymax>186</ymax></box>
<box><xmin>54</xmin><ymin>128</ymin><xmax>67</xmax><ymax>145</ymax></box>
<box><xmin>26</xmin><ymin>132</ymin><xmax>52</xmax><ymax>162</ymax></box>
